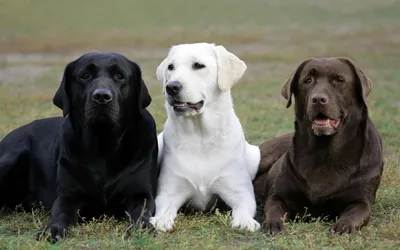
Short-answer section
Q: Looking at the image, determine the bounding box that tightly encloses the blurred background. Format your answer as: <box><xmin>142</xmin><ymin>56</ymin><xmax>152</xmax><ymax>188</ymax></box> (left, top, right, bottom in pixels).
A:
<box><xmin>0</xmin><ymin>1</ymin><xmax>400</xmax><ymax>248</ymax></box>
<box><xmin>0</xmin><ymin>0</ymin><xmax>399</xmax><ymax>148</ymax></box>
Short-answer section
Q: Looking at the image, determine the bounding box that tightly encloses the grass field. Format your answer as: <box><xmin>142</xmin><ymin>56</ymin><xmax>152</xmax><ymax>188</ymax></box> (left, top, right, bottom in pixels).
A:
<box><xmin>1</xmin><ymin>0</ymin><xmax>400</xmax><ymax>249</ymax></box>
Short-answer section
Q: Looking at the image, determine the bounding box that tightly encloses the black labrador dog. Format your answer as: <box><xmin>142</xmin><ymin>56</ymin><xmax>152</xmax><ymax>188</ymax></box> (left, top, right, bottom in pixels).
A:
<box><xmin>0</xmin><ymin>52</ymin><xmax>158</xmax><ymax>243</ymax></box>
<box><xmin>254</xmin><ymin>57</ymin><xmax>383</xmax><ymax>235</ymax></box>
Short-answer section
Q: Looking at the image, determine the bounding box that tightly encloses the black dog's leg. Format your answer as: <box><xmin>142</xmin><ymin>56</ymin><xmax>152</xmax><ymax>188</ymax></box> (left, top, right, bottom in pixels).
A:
<box><xmin>0</xmin><ymin>153</ymin><xmax>18</xmax><ymax>206</ymax></box>
<box><xmin>0</xmin><ymin>149</ymin><xmax>29</xmax><ymax>209</ymax></box>
<box><xmin>36</xmin><ymin>197</ymin><xmax>78</xmax><ymax>243</ymax></box>
<box><xmin>0</xmin><ymin>154</ymin><xmax>18</xmax><ymax>179</ymax></box>
<box><xmin>125</xmin><ymin>195</ymin><xmax>155</xmax><ymax>232</ymax></box>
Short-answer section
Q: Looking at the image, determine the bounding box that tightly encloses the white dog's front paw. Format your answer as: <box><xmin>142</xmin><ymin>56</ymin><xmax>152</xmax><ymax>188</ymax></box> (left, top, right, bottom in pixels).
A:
<box><xmin>150</xmin><ymin>215</ymin><xmax>176</xmax><ymax>232</ymax></box>
<box><xmin>231</xmin><ymin>216</ymin><xmax>261</xmax><ymax>232</ymax></box>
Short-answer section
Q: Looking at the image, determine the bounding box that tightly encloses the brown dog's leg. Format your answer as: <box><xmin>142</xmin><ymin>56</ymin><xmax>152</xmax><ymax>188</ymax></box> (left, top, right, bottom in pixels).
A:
<box><xmin>262</xmin><ymin>194</ymin><xmax>288</xmax><ymax>236</ymax></box>
<box><xmin>330</xmin><ymin>200</ymin><xmax>371</xmax><ymax>235</ymax></box>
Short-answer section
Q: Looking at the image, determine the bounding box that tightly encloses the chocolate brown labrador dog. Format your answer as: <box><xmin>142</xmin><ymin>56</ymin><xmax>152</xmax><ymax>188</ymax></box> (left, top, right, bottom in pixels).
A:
<box><xmin>254</xmin><ymin>57</ymin><xmax>383</xmax><ymax>235</ymax></box>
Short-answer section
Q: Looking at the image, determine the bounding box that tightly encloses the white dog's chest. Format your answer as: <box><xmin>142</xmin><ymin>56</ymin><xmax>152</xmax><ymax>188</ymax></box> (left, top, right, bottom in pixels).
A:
<box><xmin>165</xmin><ymin>153</ymin><xmax>223</xmax><ymax>182</ymax></box>
<box><xmin>163</xmin><ymin>154</ymin><xmax>228</xmax><ymax>209</ymax></box>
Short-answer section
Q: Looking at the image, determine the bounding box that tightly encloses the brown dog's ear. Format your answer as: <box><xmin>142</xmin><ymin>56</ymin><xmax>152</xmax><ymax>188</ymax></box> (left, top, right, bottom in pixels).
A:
<box><xmin>281</xmin><ymin>73</ymin><xmax>294</xmax><ymax>108</ymax></box>
<box><xmin>53</xmin><ymin>62</ymin><xmax>74</xmax><ymax>117</ymax></box>
<box><xmin>339</xmin><ymin>57</ymin><xmax>372</xmax><ymax>107</ymax></box>
<box><xmin>281</xmin><ymin>59</ymin><xmax>313</xmax><ymax>108</ymax></box>
<box><xmin>131</xmin><ymin>61</ymin><xmax>152</xmax><ymax>111</ymax></box>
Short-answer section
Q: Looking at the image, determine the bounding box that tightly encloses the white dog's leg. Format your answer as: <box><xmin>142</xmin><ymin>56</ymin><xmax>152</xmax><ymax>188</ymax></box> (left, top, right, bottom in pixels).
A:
<box><xmin>245</xmin><ymin>142</ymin><xmax>261</xmax><ymax>180</ymax></box>
<box><xmin>157</xmin><ymin>132</ymin><xmax>164</xmax><ymax>166</ymax></box>
<box><xmin>150</xmin><ymin>175</ymin><xmax>191</xmax><ymax>232</ymax></box>
<box><xmin>213</xmin><ymin>175</ymin><xmax>260</xmax><ymax>232</ymax></box>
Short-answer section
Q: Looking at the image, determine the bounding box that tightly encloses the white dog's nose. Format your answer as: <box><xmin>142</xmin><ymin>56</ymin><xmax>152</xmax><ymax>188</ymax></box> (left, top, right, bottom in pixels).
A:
<box><xmin>166</xmin><ymin>81</ymin><xmax>183</xmax><ymax>96</ymax></box>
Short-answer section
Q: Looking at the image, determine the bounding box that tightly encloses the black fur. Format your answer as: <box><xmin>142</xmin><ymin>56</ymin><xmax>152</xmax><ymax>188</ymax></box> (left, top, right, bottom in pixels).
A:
<box><xmin>0</xmin><ymin>52</ymin><xmax>158</xmax><ymax>243</ymax></box>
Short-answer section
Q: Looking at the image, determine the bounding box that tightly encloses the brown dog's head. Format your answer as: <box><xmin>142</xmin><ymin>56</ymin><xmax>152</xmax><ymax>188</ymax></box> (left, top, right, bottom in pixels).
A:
<box><xmin>281</xmin><ymin>57</ymin><xmax>372</xmax><ymax>136</ymax></box>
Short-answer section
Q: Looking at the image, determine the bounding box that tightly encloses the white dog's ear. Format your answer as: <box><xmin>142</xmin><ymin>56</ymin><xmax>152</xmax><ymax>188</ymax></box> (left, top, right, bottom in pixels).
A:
<box><xmin>156</xmin><ymin>58</ymin><xmax>168</xmax><ymax>94</ymax></box>
<box><xmin>214</xmin><ymin>45</ymin><xmax>247</xmax><ymax>91</ymax></box>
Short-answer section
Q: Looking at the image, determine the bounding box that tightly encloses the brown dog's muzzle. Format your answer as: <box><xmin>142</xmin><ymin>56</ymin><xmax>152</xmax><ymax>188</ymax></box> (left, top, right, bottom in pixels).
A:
<box><xmin>307</xmin><ymin>89</ymin><xmax>342</xmax><ymax>136</ymax></box>
<box><xmin>311</xmin><ymin>93</ymin><xmax>329</xmax><ymax>106</ymax></box>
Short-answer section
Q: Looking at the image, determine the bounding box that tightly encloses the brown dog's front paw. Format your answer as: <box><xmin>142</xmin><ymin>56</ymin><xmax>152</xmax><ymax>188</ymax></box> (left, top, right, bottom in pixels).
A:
<box><xmin>262</xmin><ymin>219</ymin><xmax>285</xmax><ymax>236</ymax></box>
<box><xmin>330</xmin><ymin>220</ymin><xmax>356</xmax><ymax>235</ymax></box>
<box><xmin>36</xmin><ymin>224</ymin><xmax>67</xmax><ymax>244</ymax></box>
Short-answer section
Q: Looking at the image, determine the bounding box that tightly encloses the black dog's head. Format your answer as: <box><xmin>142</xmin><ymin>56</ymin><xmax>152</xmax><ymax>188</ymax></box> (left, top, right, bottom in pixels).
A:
<box><xmin>281</xmin><ymin>57</ymin><xmax>372</xmax><ymax>136</ymax></box>
<box><xmin>53</xmin><ymin>52</ymin><xmax>151</xmax><ymax>128</ymax></box>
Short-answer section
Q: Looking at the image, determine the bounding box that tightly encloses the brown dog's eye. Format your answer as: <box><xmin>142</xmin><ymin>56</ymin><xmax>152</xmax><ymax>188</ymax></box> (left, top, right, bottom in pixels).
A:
<box><xmin>337</xmin><ymin>77</ymin><xmax>345</xmax><ymax>83</ymax></box>
<box><xmin>81</xmin><ymin>73</ymin><xmax>91</xmax><ymax>80</ymax></box>
<box><xmin>193</xmin><ymin>62</ymin><xmax>206</xmax><ymax>70</ymax></box>
<box><xmin>304</xmin><ymin>77</ymin><xmax>312</xmax><ymax>84</ymax></box>
<box><xmin>167</xmin><ymin>64</ymin><xmax>174</xmax><ymax>71</ymax></box>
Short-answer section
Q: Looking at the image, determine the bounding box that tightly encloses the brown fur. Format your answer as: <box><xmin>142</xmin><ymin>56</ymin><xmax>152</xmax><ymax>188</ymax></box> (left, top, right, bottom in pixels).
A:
<box><xmin>254</xmin><ymin>57</ymin><xmax>383</xmax><ymax>235</ymax></box>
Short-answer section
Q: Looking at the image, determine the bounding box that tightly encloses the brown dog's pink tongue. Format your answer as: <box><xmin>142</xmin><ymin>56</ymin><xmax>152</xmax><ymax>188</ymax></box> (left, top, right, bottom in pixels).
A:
<box><xmin>330</xmin><ymin>119</ymin><xmax>340</xmax><ymax>128</ymax></box>
<box><xmin>314</xmin><ymin>119</ymin><xmax>329</xmax><ymax>125</ymax></box>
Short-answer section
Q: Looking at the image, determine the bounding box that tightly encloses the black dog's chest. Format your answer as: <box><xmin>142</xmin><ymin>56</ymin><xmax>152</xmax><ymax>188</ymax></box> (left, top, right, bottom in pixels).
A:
<box><xmin>78</xmin><ymin>159</ymin><xmax>120</xmax><ymax>201</ymax></box>
<box><xmin>87</xmin><ymin>160</ymin><xmax>108</xmax><ymax>188</ymax></box>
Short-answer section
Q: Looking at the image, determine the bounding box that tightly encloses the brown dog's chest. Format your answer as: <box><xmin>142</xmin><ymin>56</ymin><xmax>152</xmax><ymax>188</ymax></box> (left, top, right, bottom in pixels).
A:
<box><xmin>301</xmin><ymin>167</ymin><xmax>345</xmax><ymax>202</ymax></box>
<box><xmin>295</xmin><ymin>159</ymin><xmax>358</xmax><ymax>203</ymax></box>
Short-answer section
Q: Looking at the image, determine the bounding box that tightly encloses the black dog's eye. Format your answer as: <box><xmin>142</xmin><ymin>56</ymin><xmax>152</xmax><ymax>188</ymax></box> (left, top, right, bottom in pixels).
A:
<box><xmin>116</xmin><ymin>73</ymin><xmax>124</xmax><ymax>80</ymax></box>
<box><xmin>193</xmin><ymin>62</ymin><xmax>206</xmax><ymax>70</ymax></box>
<box><xmin>167</xmin><ymin>64</ymin><xmax>174</xmax><ymax>71</ymax></box>
<box><xmin>81</xmin><ymin>73</ymin><xmax>91</xmax><ymax>80</ymax></box>
<box><xmin>304</xmin><ymin>77</ymin><xmax>312</xmax><ymax>84</ymax></box>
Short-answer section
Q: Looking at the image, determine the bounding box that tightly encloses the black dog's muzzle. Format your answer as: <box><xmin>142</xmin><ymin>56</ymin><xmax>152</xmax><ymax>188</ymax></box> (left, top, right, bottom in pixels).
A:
<box><xmin>92</xmin><ymin>89</ymin><xmax>113</xmax><ymax>105</ymax></box>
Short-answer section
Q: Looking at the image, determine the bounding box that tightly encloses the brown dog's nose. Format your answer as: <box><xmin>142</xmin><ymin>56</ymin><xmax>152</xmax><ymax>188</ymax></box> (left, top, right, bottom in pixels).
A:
<box><xmin>92</xmin><ymin>89</ymin><xmax>113</xmax><ymax>104</ymax></box>
<box><xmin>166</xmin><ymin>81</ymin><xmax>182</xmax><ymax>96</ymax></box>
<box><xmin>311</xmin><ymin>94</ymin><xmax>329</xmax><ymax>105</ymax></box>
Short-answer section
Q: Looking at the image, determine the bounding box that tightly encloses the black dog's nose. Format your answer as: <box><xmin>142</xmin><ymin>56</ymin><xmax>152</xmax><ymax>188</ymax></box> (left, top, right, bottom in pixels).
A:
<box><xmin>92</xmin><ymin>89</ymin><xmax>113</xmax><ymax>104</ymax></box>
<box><xmin>311</xmin><ymin>94</ymin><xmax>329</xmax><ymax>105</ymax></box>
<box><xmin>166</xmin><ymin>81</ymin><xmax>182</xmax><ymax>96</ymax></box>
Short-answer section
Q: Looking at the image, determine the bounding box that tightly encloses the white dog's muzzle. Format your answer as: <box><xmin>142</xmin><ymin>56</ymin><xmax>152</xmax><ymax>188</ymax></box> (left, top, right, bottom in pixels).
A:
<box><xmin>165</xmin><ymin>80</ymin><xmax>205</xmax><ymax>115</ymax></box>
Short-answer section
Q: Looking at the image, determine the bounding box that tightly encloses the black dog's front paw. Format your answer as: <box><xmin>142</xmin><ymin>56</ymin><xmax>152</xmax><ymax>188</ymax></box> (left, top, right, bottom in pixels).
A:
<box><xmin>133</xmin><ymin>217</ymin><xmax>155</xmax><ymax>230</ymax></box>
<box><xmin>126</xmin><ymin>217</ymin><xmax>156</xmax><ymax>237</ymax></box>
<box><xmin>36</xmin><ymin>224</ymin><xmax>67</xmax><ymax>244</ymax></box>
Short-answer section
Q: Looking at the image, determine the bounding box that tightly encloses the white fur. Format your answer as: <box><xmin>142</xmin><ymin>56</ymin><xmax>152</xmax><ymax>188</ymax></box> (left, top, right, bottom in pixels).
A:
<box><xmin>150</xmin><ymin>43</ymin><xmax>261</xmax><ymax>232</ymax></box>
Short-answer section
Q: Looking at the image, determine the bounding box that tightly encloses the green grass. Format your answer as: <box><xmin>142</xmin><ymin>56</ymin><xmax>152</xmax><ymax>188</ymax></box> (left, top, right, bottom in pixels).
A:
<box><xmin>1</xmin><ymin>0</ymin><xmax>400</xmax><ymax>249</ymax></box>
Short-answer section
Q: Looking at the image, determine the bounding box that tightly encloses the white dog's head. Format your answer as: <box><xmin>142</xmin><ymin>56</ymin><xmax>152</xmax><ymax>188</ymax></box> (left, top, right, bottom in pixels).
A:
<box><xmin>156</xmin><ymin>43</ymin><xmax>247</xmax><ymax>116</ymax></box>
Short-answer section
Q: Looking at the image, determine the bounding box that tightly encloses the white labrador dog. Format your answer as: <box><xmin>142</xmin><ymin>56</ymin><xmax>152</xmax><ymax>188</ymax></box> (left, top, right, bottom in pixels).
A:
<box><xmin>150</xmin><ymin>43</ymin><xmax>261</xmax><ymax>232</ymax></box>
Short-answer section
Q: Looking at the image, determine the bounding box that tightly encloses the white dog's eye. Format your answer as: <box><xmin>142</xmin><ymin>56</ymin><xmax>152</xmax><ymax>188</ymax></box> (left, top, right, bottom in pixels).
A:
<box><xmin>167</xmin><ymin>64</ymin><xmax>174</xmax><ymax>71</ymax></box>
<box><xmin>193</xmin><ymin>62</ymin><xmax>206</xmax><ymax>70</ymax></box>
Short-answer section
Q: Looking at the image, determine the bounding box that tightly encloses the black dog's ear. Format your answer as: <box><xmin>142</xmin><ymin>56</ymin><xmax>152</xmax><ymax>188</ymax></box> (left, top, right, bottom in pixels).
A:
<box><xmin>281</xmin><ymin>58</ymin><xmax>313</xmax><ymax>108</ymax></box>
<box><xmin>53</xmin><ymin>62</ymin><xmax>74</xmax><ymax>117</ymax></box>
<box><xmin>140</xmin><ymin>79</ymin><xmax>152</xmax><ymax>109</ymax></box>
<box><xmin>338</xmin><ymin>57</ymin><xmax>372</xmax><ymax>107</ymax></box>
<box><xmin>130</xmin><ymin>61</ymin><xmax>152</xmax><ymax>111</ymax></box>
